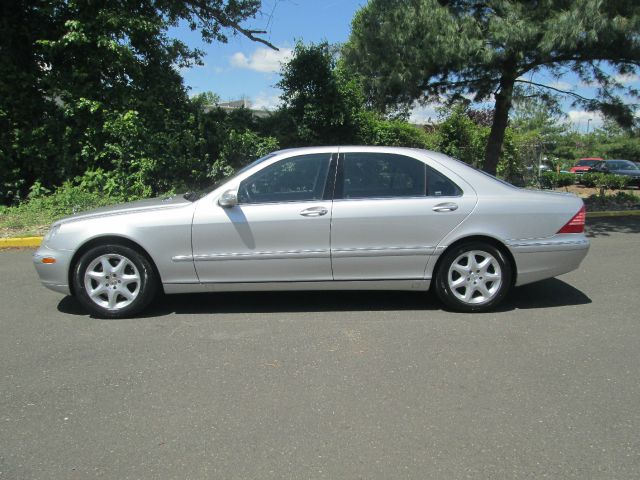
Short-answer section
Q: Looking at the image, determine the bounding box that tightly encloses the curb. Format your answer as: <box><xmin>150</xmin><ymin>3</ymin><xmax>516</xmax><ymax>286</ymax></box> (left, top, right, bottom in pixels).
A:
<box><xmin>0</xmin><ymin>237</ymin><xmax>43</xmax><ymax>248</ymax></box>
<box><xmin>586</xmin><ymin>210</ymin><xmax>640</xmax><ymax>218</ymax></box>
<box><xmin>1</xmin><ymin>210</ymin><xmax>639</xmax><ymax>249</ymax></box>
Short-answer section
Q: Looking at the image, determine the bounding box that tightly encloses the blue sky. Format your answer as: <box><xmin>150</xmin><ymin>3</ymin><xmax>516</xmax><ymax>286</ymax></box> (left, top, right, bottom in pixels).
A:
<box><xmin>171</xmin><ymin>0</ymin><xmax>638</xmax><ymax>132</ymax></box>
<box><xmin>172</xmin><ymin>0</ymin><xmax>364</xmax><ymax>108</ymax></box>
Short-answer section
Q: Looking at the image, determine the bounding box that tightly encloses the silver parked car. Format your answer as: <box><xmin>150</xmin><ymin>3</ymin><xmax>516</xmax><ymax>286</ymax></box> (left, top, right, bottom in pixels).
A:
<box><xmin>33</xmin><ymin>147</ymin><xmax>589</xmax><ymax>317</ymax></box>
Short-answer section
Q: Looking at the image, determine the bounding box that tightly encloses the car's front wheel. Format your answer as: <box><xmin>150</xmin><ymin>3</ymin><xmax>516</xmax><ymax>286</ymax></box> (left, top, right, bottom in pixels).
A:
<box><xmin>434</xmin><ymin>241</ymin><xmax>512</xmax><ymax>312</ymax></box>
<box><xmin>73</xmin><ymin>244</ymin><xmax>158</xmax><ymax>318</ymax></box>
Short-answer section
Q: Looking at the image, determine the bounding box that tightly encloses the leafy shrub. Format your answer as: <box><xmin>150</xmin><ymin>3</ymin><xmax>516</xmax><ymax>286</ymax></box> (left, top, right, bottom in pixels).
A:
<box><xmin>209</xmin><ymin>130</ymin><xmax>279</xmax><ymax>182</ymax></box>
<box><xmin>540</xmin><ymin>171</ymin><xmax>575</xmax><ymax>189</ymax></box>
<box><xmin>580</xmin><ymin>173</ymin><xmax>631</xmax><ymax>199</ymax></box>
<box><xmin>579</xmin><ymin>173</ymin><xmax>598</xmax><ymax>188</ymax></box>
<box><xmin>357</xmin><ymin>112</ymin><xmax>438</xmax><ymax>149</ymax></box>
<box><xmin>0</xmin><ymin>181</ymin><xmax>121</xmax><ymax>232</ymax></box>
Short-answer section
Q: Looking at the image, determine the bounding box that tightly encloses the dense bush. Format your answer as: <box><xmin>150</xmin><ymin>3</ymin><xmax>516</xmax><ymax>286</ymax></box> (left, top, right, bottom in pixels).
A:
<box><xmin>540</xmin><ymin>171</ymin><xmax>575</xmax><ymax>189</ymax></box>
<box><xmin>580</xmin><ymin>173</ymin><xmax>630</xmax><ymax>199</ymax></box>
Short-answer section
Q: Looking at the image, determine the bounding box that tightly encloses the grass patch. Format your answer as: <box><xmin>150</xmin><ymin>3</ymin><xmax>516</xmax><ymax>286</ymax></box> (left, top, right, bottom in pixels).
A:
<box><xmin>0</xmin><ymin>184</ymin><xmax>125</xmax><ymax>238</ymax></box>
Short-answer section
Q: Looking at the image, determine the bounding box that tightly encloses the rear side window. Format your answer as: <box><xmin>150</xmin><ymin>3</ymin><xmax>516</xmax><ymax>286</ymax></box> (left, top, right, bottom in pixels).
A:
<box><xmin>339</xmin><ymin>152</ymin><xmax>461</xmax><ymax>199</ymax></box>
<box><xmin>426</xmin><ymin>165</ymin><xmax>462</xmax><ymax>196</ymax></box>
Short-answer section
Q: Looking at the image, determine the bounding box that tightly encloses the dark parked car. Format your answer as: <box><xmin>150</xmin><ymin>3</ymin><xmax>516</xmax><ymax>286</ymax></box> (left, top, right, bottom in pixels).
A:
<box><xmin>591</xmin><ymin>160</ymin><xmax>640</xmax><ymax>187</ymax></box>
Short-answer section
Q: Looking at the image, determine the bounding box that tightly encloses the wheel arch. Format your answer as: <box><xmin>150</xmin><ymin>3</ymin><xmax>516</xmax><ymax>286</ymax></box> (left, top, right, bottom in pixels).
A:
<box><xmin>430</xmin><ymin>235</ymin><xmax>517</xmax><ymax>288</ymax></box>
<box><xmin>68</xmin><ymin>235</ymin><xmax>164</xmax><ymax>296</ymax></box>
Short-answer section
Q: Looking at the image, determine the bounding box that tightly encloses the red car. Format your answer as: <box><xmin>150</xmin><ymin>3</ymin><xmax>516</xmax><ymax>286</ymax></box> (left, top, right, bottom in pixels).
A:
<box><xmin>569</xmin><ymin>157</ymin><xmax>603</xmax><ymax>174</ymax></box>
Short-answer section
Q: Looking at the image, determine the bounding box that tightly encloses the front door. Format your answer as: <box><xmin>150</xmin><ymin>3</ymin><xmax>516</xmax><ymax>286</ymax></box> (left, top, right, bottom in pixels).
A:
<box><xmin>191</xmin><ymin>152</ymin><xmax>334</xmax><ymax>284</ymax></box>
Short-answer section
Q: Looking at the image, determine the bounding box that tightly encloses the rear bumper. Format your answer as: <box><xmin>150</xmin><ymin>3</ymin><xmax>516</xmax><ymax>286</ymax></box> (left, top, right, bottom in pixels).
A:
<box><xmin>508</xmin><ymin>235</ymin><xmax>590</xmax><ymax>286</ymax></box>
<box><xmin>33</xmin><ymin>245</ymin><xmax>73</xmax><ymax>295</ymax></box>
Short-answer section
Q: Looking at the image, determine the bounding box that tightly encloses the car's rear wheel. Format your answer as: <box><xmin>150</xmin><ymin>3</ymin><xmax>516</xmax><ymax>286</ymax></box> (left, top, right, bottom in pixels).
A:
<box><xmin>73</xmin><ymin>244</ymin><xmax>158</xmax><ymax>318</ymax></box>
<box><xmin>434</xmin><ymin>241</ymin><xmax>512</xmax><ymax>312</ymax></box>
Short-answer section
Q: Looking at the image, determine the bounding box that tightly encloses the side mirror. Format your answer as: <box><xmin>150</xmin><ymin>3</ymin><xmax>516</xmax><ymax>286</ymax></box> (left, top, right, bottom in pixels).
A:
<box><xmin>218</xmin><ymin>189</ymin><xmax>238</xmax><ymax>208</ymax></box>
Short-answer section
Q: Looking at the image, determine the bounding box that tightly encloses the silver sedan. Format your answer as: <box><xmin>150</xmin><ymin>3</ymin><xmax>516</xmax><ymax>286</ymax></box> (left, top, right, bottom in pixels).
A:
<box><xmin>33</xmin><ymin>146</ymin><xmax>589</xmax><ymax>317</ymax></box>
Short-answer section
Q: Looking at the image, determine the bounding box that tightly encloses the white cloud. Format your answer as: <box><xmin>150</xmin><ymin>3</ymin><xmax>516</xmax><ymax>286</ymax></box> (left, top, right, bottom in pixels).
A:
<box><xmin>614</xmin><ymin>73</ymin><xmax>639</xmax><ymax>84</ymax></box>
<box><xmin>409</xmin><ymin>102</ymin><xmax>440</xmax><ymax>124</ymax></box>
<box><xmin>548</xmin><ymin>81</ymin><xmax>574</xmax><ymax>91</ymax></box>
<box><xmin>252</xmin><ymin>92</ymin><xmax>281</xmax><ymax>111</ymax></box>
<box><xmin>566</xmin><ymin>110</ymin><xmax>603</xmax><ymax>131</ymax></box>
<box><xmin>230</xmin><ymin>47</ymin><xmax>293</xmax><ymax>73</ymax></box>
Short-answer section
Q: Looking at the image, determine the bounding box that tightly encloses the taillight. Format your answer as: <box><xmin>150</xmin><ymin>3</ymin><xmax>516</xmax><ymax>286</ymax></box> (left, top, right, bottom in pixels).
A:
<box><xmin>557</xmin><ymin>206</ymin><xmax>585</xmax><ymax>233</ymax></box>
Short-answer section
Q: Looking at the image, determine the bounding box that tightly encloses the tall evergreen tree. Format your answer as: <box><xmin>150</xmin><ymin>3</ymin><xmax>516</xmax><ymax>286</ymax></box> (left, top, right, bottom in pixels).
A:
<box><xmin>344</xmin><ymin>0</ymin><xmax>640</xmax><ymax>174</ymax></box>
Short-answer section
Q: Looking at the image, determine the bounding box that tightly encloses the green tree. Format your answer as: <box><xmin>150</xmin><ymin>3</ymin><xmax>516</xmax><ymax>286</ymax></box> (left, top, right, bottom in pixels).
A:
<box><xmin>277</xmin><ymin>42</ymin><xmax>365</xmax><ymax>145</ymax></box>
<box><xmin>344</xmin><ymin>0</ymin><xmax>640</xmax><ymax>174</ymax></box>
<box><xmin>0</xmin><ymin>0</ymin><xmax>275</xmax><ymax>203</ymax></box>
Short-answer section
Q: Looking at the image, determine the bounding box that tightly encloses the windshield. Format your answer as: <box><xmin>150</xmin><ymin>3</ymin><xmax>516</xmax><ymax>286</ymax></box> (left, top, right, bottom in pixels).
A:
<box><xmin>184</xmin><ymin>153</ymin><xmax>278</xmax><ymax>201</ymax></box>
<box><xmin>577</xmin><ymin>160</ymin><xmax>599</xmax><ymax>167</ymax></box>
<box><xmin>606</xmin><ymin>160</ymin><xmax>638</xmax><ymax>170</ymax></box>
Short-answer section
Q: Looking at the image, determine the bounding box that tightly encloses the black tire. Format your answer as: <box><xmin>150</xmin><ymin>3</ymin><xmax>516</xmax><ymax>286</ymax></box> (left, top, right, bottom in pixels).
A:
<box><xmin>433</xmin><ymin>241</ymin><xmax>512</xmax><ymax>313</ymax></box>
<box><xmin>73</xmin><ymin>244</ymin><xmax>158</xmax><ymax>318</ymax></box>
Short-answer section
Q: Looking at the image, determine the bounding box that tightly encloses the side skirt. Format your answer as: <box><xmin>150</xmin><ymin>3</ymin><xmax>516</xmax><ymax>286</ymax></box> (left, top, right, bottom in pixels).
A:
<box><xmin>163</xmin><ymin>279</ymin><xmax>431</xmax><ymax>294</ymax></box>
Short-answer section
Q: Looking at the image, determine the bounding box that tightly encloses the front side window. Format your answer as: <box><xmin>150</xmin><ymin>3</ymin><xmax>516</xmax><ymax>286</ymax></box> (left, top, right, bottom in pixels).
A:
<box><xmin>339</xmin><ymin>153</ymin><xmax>461</xmax><ymax>199</ymax></box>
<box><xmin>238</xmin><ymin>153</ymin><xmax>331</xmax><ymax>204</ymax></box>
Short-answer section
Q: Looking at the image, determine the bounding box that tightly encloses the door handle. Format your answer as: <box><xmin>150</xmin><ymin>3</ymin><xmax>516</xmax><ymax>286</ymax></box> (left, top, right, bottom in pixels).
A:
<box><xmin>432</xmin><ymin>202</ymin><xmax>459</xmax><ymax>212</ymax></box>
<box><xmin>300</xmin><ymin>206</ymin><xmax>328</xmax><ymax>217</ymax></box>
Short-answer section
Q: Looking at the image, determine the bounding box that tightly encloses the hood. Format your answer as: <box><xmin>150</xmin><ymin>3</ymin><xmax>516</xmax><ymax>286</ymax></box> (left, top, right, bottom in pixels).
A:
<box><xmin>56</xmin><ymin>195</ymin><xmax>192</xmax><ymax>224</ymax></box>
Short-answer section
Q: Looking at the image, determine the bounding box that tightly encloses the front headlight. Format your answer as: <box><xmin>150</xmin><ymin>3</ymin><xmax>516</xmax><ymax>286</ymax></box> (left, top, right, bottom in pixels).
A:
<box><xmin>43</xmin><ymin>223</ymin><xmax>61</xmax><ymax>244</ymax></box>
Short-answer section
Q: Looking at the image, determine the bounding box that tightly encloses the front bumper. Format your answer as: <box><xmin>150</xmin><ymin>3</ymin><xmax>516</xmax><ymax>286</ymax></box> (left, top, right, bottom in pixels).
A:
<box><xmin>33</xmin><ymin>245</ymin><xmax>74</xmax><ymax>295</ymax></box>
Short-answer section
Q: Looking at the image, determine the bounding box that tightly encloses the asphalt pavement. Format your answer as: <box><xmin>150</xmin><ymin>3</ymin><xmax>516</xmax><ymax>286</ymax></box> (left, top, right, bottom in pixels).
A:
<box><xmin>1</xmin><ymin>217</ymin><xmax>640</xmax><ymax>479</ymax></box>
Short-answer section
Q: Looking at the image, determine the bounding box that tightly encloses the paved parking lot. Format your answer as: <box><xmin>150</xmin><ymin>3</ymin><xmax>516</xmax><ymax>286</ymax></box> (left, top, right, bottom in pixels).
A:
<box><xmin>1</xmin><ymin>217</ymin><xmax>640</xmax><ymax>479</ymax></box>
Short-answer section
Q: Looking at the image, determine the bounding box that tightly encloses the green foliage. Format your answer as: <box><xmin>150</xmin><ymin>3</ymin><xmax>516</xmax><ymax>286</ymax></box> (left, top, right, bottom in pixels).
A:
<box><xmin>540</xmin><ymin>172</ymin><xmax>575</xmax><ymax>190</ymax></box>
<box><xmin>0</xmin><ymin>182</ymin><xmax>122</xmax><ymax>233</ymax></box>
<box><xmin>0</xmin><ymin>0</ymin><xmax>270</xmax><ymax>204</ymax></box>
<box><xmin>357</xmin><ymin>112</ymin><xmax>438</xmax><ymax>149</ymax></box>
<box><xmin>209</xmin><ymin>130</ymin><xmax>279</xmax><ymax>182</ymax></box>
<box><xmin>581</xmin><ymin>172</ymin><xmax>630</xmax><ymax>198</ymax></box>
<box><xmin>277</xmin><ymin>42</ymin><xmax>365</xmax><ymax>145</ymax></box>
<box><xmin>345</xmin><ymin>0</ymin><xmax>640</xmax><ymax>173</ymax></box>
<box><xmin>435</xmin><ymin>105</ymin><xmax>488</xmax><ymax>169</ymax></box>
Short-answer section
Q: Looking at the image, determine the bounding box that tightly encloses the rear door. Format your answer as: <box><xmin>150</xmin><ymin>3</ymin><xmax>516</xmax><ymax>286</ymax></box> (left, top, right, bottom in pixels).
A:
<box><xmin>330</xmin><ymin>150</ymin><xmax>477</xmax><ymax>280</ymax></box>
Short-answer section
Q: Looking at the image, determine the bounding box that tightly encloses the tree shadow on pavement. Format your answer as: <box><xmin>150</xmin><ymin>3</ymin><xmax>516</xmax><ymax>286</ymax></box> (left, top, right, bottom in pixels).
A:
<box><xmin>58</xmin><ymin>278</ymin><xmax>590</xmax><ymax>318</ymax></box>
<box><xmin>586</xmin><ymin>216</ymin><xmax>640</xmax><ymax>238</ymax></box>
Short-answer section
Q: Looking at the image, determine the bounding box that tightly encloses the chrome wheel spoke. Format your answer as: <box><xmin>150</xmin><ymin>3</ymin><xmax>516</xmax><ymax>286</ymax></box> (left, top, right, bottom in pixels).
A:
<box><xmin>467</xmin><ymin>253</ymin><xmax>477</xmax><ymax>271</ymax></box>
<box><xmin>87</xmin><ymin>270</ymin><xmax>106</xmax><ymax>281</ymax></box>
<box><xmin>121</xmin><ymin>274</ymin><xmax>139</xmax><ymax>285</ymax></box>
<box><xmin>89</xmin><ymin>284</ymin><xmax>107</xmax><ymax>298</ymax></box>
<box><xmin>101</xmin><ymin>258</ymin><xmax>112</xmax><ymax>275</ymax></box>
<box><xmin>113</xmin><ymin>258</ymin><xmax>126</xmax><ymax>275</ymax></box>
<box><xmin>477</xmin><ymin>257</ymin><xmax>491</xmax><ymax>272</ymax></box>
<box><xmin>477</xmin><ymin>283</ymin><xmax>492</xmax><ymax>299</ymax></box>
<box><xmin>118</xmin><ymin>287</ymin><xmax>134</xmax><ymax>300</ymax></box>
<box><xmin>452</xmin><ymin>263</ymin><xmax>470</xmax><ymax>275</ymax></box>
<box><xmin>463</xmin><ymin>285</ymin><xmax>475</xmax><ymax>302</ymax></box>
